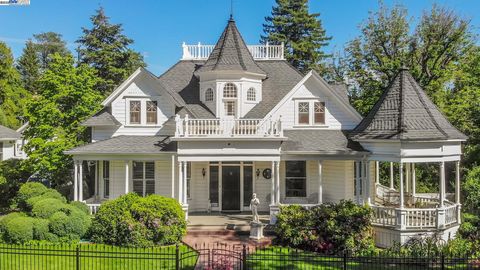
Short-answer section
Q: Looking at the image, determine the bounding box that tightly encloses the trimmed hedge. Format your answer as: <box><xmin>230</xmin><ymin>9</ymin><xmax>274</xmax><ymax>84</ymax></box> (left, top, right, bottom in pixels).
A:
<box><xmin>89</xmin><ymin>193</ymin><xmax>186</xmax><ymax>247</ymax></box>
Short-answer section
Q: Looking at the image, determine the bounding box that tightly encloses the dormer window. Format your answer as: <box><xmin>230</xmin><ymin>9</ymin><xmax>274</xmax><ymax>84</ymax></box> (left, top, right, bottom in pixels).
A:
<box><xmin>223</xmin><ymin>83</ymin><xmax>237</xmax><ymax>98</ymax></box>
<box><xmin>205</xmin><ymin>88</ymin><xmax>214</xmax><ymax>101</ymax></box>
<box><xmin>296</xmin><ymin>100</ymin><xmax>327</xmax><ymax>126</ymax></box>
<box><xmin>247</xmin><ymin>87</ymin><xmax>256</xmax><ymax>101</ymax></box>
<box><xmin>298</xmin><ymin>102</ymin><xmax>309</xmax><ymax>124</ymax></box>
<box><xmin>146</xmin><ymin>101</ymin><xmax>157</xmax><ymax>124</ymax></box>
<box><xmin>314</xmin><ymin>102</ymin><xmax>325</xmax><ymax>124</ymax></box>
<box><xmin>130</xmin><ymin>101</ymin><xmax>141</xmax><ymax>124</ymax></box>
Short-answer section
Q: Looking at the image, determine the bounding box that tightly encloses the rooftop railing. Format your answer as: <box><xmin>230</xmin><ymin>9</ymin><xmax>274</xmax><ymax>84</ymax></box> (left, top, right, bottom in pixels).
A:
<box><xmin>181</xmin><ymin>42</ymin><xmax>285</xmax><ymax>60</ymax></box>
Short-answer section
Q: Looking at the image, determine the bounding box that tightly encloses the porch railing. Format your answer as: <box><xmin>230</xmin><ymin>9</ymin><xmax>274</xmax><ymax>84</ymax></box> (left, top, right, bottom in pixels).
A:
<box><xmin>86</xmin><ymin>203</ymin><xmax>101</xmax><ymax>215</ymax></box>
<box><xmin>181</xmin><ymin>42</ymin><xmax>285</xmax><ymax>60</ymax></box>
<box><xmin>174</xmin><ymin>115</ymin><xmax>283</xmax><ymax>138</ymax></box>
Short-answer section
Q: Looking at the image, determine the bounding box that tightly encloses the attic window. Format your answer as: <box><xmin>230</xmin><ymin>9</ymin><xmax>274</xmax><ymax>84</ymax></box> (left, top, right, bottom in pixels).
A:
<box><xmin>223</xmin><ymin>83</ymin><xmax>237</xmax><ymax>98</ymax></box>
<box><xmin>314</xmin><ymin>102</ymin><xmax>325</xmax><ymax>124</ymax></box>
<box><xmin>130</xmin><ymin>101</ymin><xmax>141</xmax><ymax>124</ymax></box>
<box><xmin>146</xmin><ymin>101</ymin><xmax>157</xmax><ymax>124</ymax></box>
<box><xmin>247</xmin><ymin>87</ymin><xmax>256</xmax><ymax>101</ymax></box>
<box><xmin>298</xmin><ymin>102</ymin><xmax>309</xmax><ymax>124</ymax></box>
<box><xmin>205</xmin><ymin>88</ymin><xmax>214</xmax><ymax>102</ymax></box>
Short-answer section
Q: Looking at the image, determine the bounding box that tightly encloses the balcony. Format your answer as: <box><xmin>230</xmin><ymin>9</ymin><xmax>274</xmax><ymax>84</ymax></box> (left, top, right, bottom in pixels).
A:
<box><xmin>181</xmin><ymin>42</ymin><xmax>285</xmax><ymax>60</ymax></box>
<box><xmin>174</xmin><ymin>115</ymin><xmax>283</xmax><ymax>139</ymax></box>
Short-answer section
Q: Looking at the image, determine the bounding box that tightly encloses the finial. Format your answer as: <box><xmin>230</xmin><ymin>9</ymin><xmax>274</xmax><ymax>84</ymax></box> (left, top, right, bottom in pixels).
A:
<box><xmin>229</xmin><ymin>0</ymin><xmax>234</xmax><ymax>21</ymax></box>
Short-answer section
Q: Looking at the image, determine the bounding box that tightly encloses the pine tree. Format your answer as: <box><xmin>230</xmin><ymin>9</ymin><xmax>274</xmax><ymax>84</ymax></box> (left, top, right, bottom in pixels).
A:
<box><xmin>261</xmin><ymin>0</ymin><xmax>331</xmax><ymax>74</ymax></box>
<box><xmin>77</xmin><ymin>7</ymin><xmax>145</xmax><ymax>95</ymax></box>
<box><xmin>17</xmin><ymin>40</ymin><xmax>41</xmax><ymax>94</ymax></box>
<box><xmin>0</xmin><ymin>42</ymin><xmax>30</xmax><ymax>129</ymax></box>
<box><xmin>32</xmin><ymin>32</ymin><xmax>69</xmax><ymax>69</ymax></box>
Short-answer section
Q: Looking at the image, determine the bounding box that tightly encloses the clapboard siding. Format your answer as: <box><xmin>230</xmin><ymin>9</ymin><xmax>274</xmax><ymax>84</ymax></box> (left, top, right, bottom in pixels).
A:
<box><xmin>188</xmin><ymin>162</ymin><xmax>209</xmax><ymax>212</ymax></box>
<box><xmin>155</xmin><ymin>160</ymin><xmax>173</xmax><ymax>197</ymax></box>
<box><xmin>254</xmin><ymin>161</ymin><xmax>273</xmax><ymax>212</ymax></box>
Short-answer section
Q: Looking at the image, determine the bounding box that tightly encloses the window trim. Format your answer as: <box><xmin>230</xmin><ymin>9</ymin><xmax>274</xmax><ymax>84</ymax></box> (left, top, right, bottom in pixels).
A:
<box><xmin>146</xmin><ymin>100</ymin><xmax>158</xmax><ymax>125</ymax></box>
<box><xmin>103</xmin><ymin>161</ymin><xmax>110</xmax><ymax>198</ymax></box>
<box><xmin>129</xmin><ymin>100</ymin><xmax>142</xmax><ymax>125</ymax></box>
<box><xmin>205</xmin><ymin>88</ymin><xmax>214</xmax><ymax>102</ymax></box>
<box><xmin>132</xmin><ymin>161</ymin><xmax>155</xmax><ymax>197</ymax></box>
<box><xmin>246</xmin><ymin>87</ymin><xmax>256</xmax><ymax>102</ymax></box>
<box><xmin>294</xmin><ymin>99</ymin><xmax>328</xmax><ymax>127</ymax></box>
<box><xmin>285</xmin><ymin>160</ymin><xmax>307</xmax><ymax>198</ymax></box>
<box><xmin>223</xmin><ymin>83</ymin><xmax>238</xmax><ymax>98</ymax></box>
<box><xmin>125</xmin><ymin>98</ymin><xmax>162</xmax><ymax>126</ymax></box>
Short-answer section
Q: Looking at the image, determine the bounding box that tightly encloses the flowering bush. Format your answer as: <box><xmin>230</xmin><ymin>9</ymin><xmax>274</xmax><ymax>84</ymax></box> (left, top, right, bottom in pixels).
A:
<box><xmin>88</xmin><ymin>193</ymin><xmax>186</xmax><ymax>247</ymax></box>
<box><xmin>275</xmin><ymin>200</ymin><xmax>374</xmax><ymax>254</ymax></box>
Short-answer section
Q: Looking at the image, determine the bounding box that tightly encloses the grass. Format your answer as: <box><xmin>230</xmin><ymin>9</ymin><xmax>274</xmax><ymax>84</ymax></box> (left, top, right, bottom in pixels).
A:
<box><xmin>0</xmin><ymin>243</ymin><xmax>197</xmax><ymax>270</ymax></box>
<box><xmin>247</xmin><ymin>246</ymin><xmax>476</xmax><ymax>270</ymax></box>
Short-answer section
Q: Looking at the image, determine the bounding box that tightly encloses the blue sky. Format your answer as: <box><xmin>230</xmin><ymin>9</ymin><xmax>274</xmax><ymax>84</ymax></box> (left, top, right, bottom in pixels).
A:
<box><xmin>1</xmin><ymin>0</ymin><xmax>478</xmax><ymax>75</ymax></box>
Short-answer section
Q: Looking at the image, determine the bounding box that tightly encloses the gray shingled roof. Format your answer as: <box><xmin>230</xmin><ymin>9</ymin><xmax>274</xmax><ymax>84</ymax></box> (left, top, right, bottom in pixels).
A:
<box><xmin>196</xmin><ymin>18</ymin><xmax>265</xmax><ymax>76</ymax></box>
<box><xmin>282</xmin><ymin>130</ymin><xmax>366</xmax><ymax>154</ymax></box>
<box><xmin>82</xmin><ymin>109</ymin><xmax>121</xmax><ymax>127</ymax></box>
<box><xmin>65</xmin><ymin>136</ymin><xmax>176</xmax><ymax>155</ymax></box>
<box><xmin>350</xmin><ymin>68</ymin><xmax>467</xmax><ymax>141</ymax></box>
<box><xmin>329</xmin><ymin>82</ymin><xmax>350</xmax><ymax>104</ymax></box>
<box><xmin>0</xmin><ymin>125</ymin><xmax>21</xmax><ymax>140</ymax></box>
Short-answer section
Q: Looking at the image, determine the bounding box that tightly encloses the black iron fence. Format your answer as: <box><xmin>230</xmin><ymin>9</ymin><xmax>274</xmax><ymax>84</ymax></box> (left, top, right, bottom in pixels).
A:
<box><xmin>1</xmin><ymin>243</ymin><xmax>480</xmax><ymax>270</ymax></box>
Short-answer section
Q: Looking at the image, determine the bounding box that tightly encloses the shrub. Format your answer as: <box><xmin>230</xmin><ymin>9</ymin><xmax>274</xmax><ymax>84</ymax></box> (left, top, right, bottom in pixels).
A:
<box><xmin>463</xmin><ymin>166</ymin><xmax>480</xmax><ymax>214</ymax></box>
<box><xmin>275</xmin><ymin>200</ymin><xmax>374</xmax><ymax>255</ymax></box>
<box><xmin>89</xmin><ymin>193</ymin><xmax>186</xmax><ymax>247</ymax></box>
<box><xmin>48</xmin><ymin>207</ymin><xmax>90</xmax><ymax>239</ymax></box>
<box><xmin>31</xmin><ymin>198</ymin><xmax>67</xmax><ymax>219</ymax></box>
<box><xmin>70</xmin><ymin>201</ymin><xmax>90</xmax><ymax>215</ymax></box>
<box><xmin>14</xmin><ymin>182</ymin><xmax>49</xmax><ymax>210</ymax></box>
<box><xmin>32</xmin><ymin>218</ymin><xmax>50</xmax><ymax>240</ymax></box>
<box><xmin>2</xmin><ymin>217</ymin><xmax>34</xmax><ymax>243</ymax></box>
<box><xmin>0</xmin><ymin>159</ymin><xmax>33</xmax><ymax>209</ymax></box>
<box><xmin>25</xmin><ymin>189</ymin><xmax>66</xmax><ymax>210</ymax></box>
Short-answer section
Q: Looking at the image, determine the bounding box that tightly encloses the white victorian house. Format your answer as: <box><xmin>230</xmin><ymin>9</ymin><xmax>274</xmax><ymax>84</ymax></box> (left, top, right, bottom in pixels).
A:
<box><xmin>0</xmin><ymin>123</ymin><xmax>28</xmax><ymax>161</ymax></box>
<box><xmin>66</xmin><ymin>18</ymin><xmax>467</xmax><ymax>247</ymax></box>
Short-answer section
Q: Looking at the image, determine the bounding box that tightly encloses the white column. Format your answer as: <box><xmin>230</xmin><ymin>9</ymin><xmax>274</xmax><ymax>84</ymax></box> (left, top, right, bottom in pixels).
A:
<box><xmin>78</xmin><ymin>161</ymin><xmax>83</xmax><ymax>202</ymax></box>
<box><xmin>405</xmin><ymin>163</ymin><xmax>410</xmax><ymax>194</ymax></box>
<box><xmin>365</xmin><ymin>160</ymin><xmax>371</xmax><ymax>205</ymax></box>
<box><xmin>124</xmin><ymin>160</ymin><xmax>129</xmax><ymax>194</ymax></box>
<box><xmin>73</xmin><ymin>161</ymin><xmax>78</xmax><ymax>201</ymax></box>
<box><xmin>440</xmin><ymin>161</ymin><xmax>445</xmax><ymax>208</ymax></box>
<box><xmin>171</xmin><ymin>155</ymin><xmax>175</xmax><ymax>198</ymax></box>
<box><xmin>355</xmin><ymin>161</ymin><xmax>361</xmax><ymax>204</ymax></box>
<box><xmin>455</xmin><ymin>161</ymin><xmax>460</xmax><ymax>204</ymax></box>
<box><xmin>411</xmin><ymin>164</ymin><xmax>416</xmax><ymax>198</ymax></box>
<box><xmin>270</xmin><ymin>161</ymin><xmax>275</xmax><ymax>205</ymax></box>
<box><xmin>399</xmin><ymin>163</ymin><xmax>404</xmax><ymax>208</ymax></box>
<box><xmin>94</xmin><ymin>161</ymin><xmax>98</xmax><ymax>199</ymax></box>
<box><xmin>183</xmin><ymin>161</ymin><xmax>188</xmax><ymax>205</ymax></box>
<box><xmin>275</xmin><ymin>161</ymin><xmax>280</xmax><ymax>205</ymax></box>
<box><xmin>318</xmin><ymin>160</ymin><xmax>323</xmax><ymax>204</ymax></box>
<box><xmin>375</xmin><ymin>161</ymin><xmax>380</xmax><ymax>184</ymax></box>
<box><xmin>178</xmin><ymin>161</ymin><xmax>183</xmax><ymax>204</ymax></box>
<box><xmin>390</xmin><ymin>162</ymin><xmax>394</xmax><ymax>189</ymax></box>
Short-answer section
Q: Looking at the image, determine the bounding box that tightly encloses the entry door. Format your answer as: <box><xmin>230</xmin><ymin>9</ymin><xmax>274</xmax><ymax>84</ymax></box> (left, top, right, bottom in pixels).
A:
<box><xmin>222</xmin><ymin>166</ymin><xmax>241</xmax><ymax>211</ymax></box>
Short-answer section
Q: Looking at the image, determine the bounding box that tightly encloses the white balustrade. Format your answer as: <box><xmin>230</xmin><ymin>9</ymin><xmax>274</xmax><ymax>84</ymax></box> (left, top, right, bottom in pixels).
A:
<box><xmin>174</xmin><ymin>116</ymin><xmax>283</xmax><ymax>138</ymax></box>
<box><xmin>445</xmin><ymin>204</ymin><xmax>458</xmax><ymax>226</ymax></box>
<box><xmin>181</xmin><ymin>42</ymin><xmax>285</xmax><ymax>60</ymax></box>
<box><xmin>405</xmin><ymin>208</ymin><xmax>437</xmax><ymax>229</ymax></box>
<box><xmin>371</xmin><ymin>205</ymin><xmax>397</xmax><ymax>226</ymax></box>
<box><xmin>87</xmin><ymin>203</ymin><xmax>101</xmax><ymax>215</ymax></box>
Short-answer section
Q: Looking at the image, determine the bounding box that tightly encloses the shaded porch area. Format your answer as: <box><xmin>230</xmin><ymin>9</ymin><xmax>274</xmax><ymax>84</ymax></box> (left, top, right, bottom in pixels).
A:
<box><xmin>188</xmin><ymin>212</ymin><xmax>270</xmax><ymax>232</ymax></box>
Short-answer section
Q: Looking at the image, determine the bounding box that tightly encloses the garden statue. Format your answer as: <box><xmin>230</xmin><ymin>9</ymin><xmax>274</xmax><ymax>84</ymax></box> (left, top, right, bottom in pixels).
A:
<box><xmin>250</xmin><ymin>193</ymin><xmax>260</xmax><ymax>223</ymax></box>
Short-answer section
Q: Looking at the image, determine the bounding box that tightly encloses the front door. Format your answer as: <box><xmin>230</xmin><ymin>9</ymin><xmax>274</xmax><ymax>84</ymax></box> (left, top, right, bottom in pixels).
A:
<box><xmin>222</xmin><ymin>166</ymin><xmax>241</xmax><ymax>211</ymax></box>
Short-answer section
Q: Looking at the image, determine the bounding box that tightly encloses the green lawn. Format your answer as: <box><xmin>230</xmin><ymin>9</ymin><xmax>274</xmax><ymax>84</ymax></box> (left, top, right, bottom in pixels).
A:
<box><xmin>0</xmin><ymin>243</ymin><xmax>197</xmax><ymax>270</ymax></box>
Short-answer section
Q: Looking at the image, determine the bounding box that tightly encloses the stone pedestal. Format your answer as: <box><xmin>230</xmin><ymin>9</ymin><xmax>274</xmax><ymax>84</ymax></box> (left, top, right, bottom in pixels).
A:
<box><xmin>250</xmin><ymin>222</ymin><xmax>265</xmax><ymax>240</ymax></box>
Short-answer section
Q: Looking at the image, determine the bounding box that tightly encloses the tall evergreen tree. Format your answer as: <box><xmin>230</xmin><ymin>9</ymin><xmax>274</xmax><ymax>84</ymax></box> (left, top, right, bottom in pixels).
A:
<box><xmin>77</xmin><ymin>7</ymin><xmax>145</xmax><ymax>95</ymax></box>
<box><xmin>261</xmin><ymin>0</ymin><xmax>331</xmax><ymax>74</ymax></box>
<box><xmin>0</xmin><ymin>42</ymin><xmax>30</xmax><ymax>129</ymax></box>
<box><xmin>23</xmin><ymin>53</ymin><xmax>101</xmax><ymax>186</ymax></box>
<box><xmin>17</xmin><ymin>40</ymin><xmax>41</xmax><ymax>94</ymax></box>
<box><xmin>32</xmin><ymin>32</ymin><xmax>69</xmax><ymax>69</ymax></box>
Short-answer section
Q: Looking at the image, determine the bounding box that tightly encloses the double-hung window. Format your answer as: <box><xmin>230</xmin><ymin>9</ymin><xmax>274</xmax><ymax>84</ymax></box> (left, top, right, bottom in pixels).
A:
<box><xmin>130</xmin><ymin>101</ymin><xmax>141</xmax><ymax>124</ymax></box>
<box><xmin>285</xmin><ymin>161</ymin><xmax>307</xmax><ymax>197</ymax></box>
<box><xmin>103</xmin><ymin>161</ymin><xmax>110</xmax><ymax>198</ymax></box>
<box><xmin>133</xmin><ymin>161</ymin><xmax>155</xmax><ymax>196</ymax></box>
<box><xmin>146</xmin><ymin>101</ymin><xmax>157</xmax><ymax>124</ymax></box>
<box><xmin>298</xmin><ymin>102</ymin><xmax>310</xmax><ymax>124</ymax></box>
<box><xmin>296</xmin><ymin>100</ymin><xmax>326</xmax><ymax>125</ymax></box>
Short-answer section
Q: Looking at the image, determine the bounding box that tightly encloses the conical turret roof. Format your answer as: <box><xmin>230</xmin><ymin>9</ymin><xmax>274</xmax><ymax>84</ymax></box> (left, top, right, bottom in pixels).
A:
<box><xmin>350</xmin><ymin>68</ymin><xmax>467</xmax><ymax>141</ymax></box>
<box><xmin>196</xmin><ymin>17</ymin><xmax>266</xmax><ymax>76</ymax></box>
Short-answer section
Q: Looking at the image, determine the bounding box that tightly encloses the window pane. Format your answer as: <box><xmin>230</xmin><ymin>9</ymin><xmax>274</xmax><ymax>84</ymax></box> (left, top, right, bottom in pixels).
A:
<box><xmin>285</xmin><ymin>161</ymin><xmax>306</xmax><ymax>197</ymax></box>
<box><xmin>145</xmin><ymin>162</ymin><xmax>155</xmax><ymax>179</ymax></box>
<box><xmin>133</xmin><ymin>180</ymin><xmax>143</xmax><ymax>196</ymax></box>
<box><xmin>243</xmin><ymin>166</ymin><xmax>253</xmax><ymax>207</ymax></box>
<box><xmin>286</xmin><ymin>178</ymin><xmax>307</xmax><ymax>197</ymax></box>
<box><xmin>130</xmin><ymin>101</ymin><xmax>141</xmax><ymax>124</ymax></box>
<box><xmin>314</xmin><ymin>102</ymin><xmax>325</xmax><ymax>124</ymax></box>
<box><xmin>209</xmin><ymin>166</ymin><xmax>219</xmax><ymax>204</ymax></box>
<box><xmin>186</xmin><ymin>162</ymin><xmax>191</xmax><ymax>198</ymax></box>
<box><xmin>145</xmin><ymin>180</ymin><xmax>155</xmax><ymax>195</ymax></box>
<box><xmin>146</xmin><ymin>101</ymin><xmax>157</xmax><ymax>124</ymax></box>
<box><xmin>223</xmin><ymin>83</ymin><xmax>237</xmax><ymax>98</ymax></box>
<box><xmin>205</xmin><ymin>88</ymin><xmax>213</xmax><ymax>101</ymax></box>
<box><xmin>286</xmin><ymin>161</ymin><xmax>306</xmax><ymax>178</ymax></box>
<box><xmin>104</xmin><ymin>179</ymin><xmax>109</xmax><ymax>198</ymax></box>
<box><xmin>133</xmin><ymin>162</ymin><xmax>143</xmax><ymax>179</ymax></box>
<box><xmin>225</xmin><ymin>101</ymin><xmax>236</xmax><ymax>116</ymax></box>
<box><xmin>298</xmin><ymin>102</ymin><xmax>309</xmax><ymax>124</ymax></box>
<box><xmin>103</xmin><ymin>161</ymin><xmax>110</xmax><ymax>178</ymax></box>
<box><xmin>247</xmin><ymin>87</ymin><xmax>256</xmax><ymax>101</ymax></box>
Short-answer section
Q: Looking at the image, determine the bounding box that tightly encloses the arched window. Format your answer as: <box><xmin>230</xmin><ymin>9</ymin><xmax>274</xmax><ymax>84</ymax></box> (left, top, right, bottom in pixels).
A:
<box><xmin>247</xmin><ymin>87</ymin><xmax>256</xmax><ymax>101</ymax></box>
<box><xmin>223</xmin><ymin>83</ymin><xmax>237</xmax><ymax>98</ymax></box>
<box><xmin>205</xmin><ymin>88</ymin><xmax>214</xmax><ymax>101</ymax></box>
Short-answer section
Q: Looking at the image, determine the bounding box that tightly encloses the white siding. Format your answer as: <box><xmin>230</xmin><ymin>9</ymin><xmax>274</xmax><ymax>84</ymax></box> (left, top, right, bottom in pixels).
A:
<box><xmin>322</xmin><ymin>160</ymin><xmax>355</xmax><ymax>203</ymax></box>
<box><xmin>155</xmin><ymin>161</ymin><xmax>173</xmax><ymax>197</ymax></box>
<box><xmin>254</xmin><ymin>161</ymin><xmax>273</xmax><ymax>212</ymax></box>
<box><xmin>110</xmin><ymin>160</ymin><xmax>126</xmax><ymax>199</ymax></box>
<box><xmin>188</xmin><ymin>162</ymin><xmax>209</xmax><ymax>212</ymax></box>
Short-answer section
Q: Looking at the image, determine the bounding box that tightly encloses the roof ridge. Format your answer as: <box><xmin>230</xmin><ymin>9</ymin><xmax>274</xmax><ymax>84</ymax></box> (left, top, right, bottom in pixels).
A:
<box><xmin>231</xmin><ymin>22</ymin><xmax>247</xmax><ymax>70</ymax></box>
<box><xmin>398</xmin><ymin>69</ymin><xmax>405</xmax><ymax>139</ymax></box>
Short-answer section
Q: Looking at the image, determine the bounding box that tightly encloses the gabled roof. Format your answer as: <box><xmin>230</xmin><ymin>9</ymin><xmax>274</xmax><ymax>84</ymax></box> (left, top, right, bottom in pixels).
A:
<box><xmin>81</xmin><ymin>108</ymin><xmax>121</xmax><ymax>127</ymax></box>
<box><xmin>0</xmin><ymin>125</ymin><xmax>21</xmax><ymax>140</ymax></box>
<box><xmin>350</xmin><ymin>68</ymin><xmax>467</xmax><ymax>141</ymax></box>
<box><xmin>196</xmin><ymin>17</ymin><xmax>266</xmax><ymax>76</ymax></box>
<box><xmin>282</xmin><ymin>130</ymin><xmax>366</xmax><ymax>154</ymax></box>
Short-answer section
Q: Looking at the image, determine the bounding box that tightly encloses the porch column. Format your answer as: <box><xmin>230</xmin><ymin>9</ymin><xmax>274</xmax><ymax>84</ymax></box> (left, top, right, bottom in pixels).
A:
<box><xmin>411</xmin><ymin>164</ymin><xmax>416</xmax><ymax>199</ymax></box>
<box><xmin>390</xmin><ymin>162</ymin><xmax>394</xmax><ymax>189</ymax></box>
<box><xmin>375</xmin><ymin>161</ymin><xmax>380</xmax><ymax>184</ymax></box>
<box><xmin>275</xmin><ymin>161</ymin><xmax>280</xmax><ymax>205</ymax></box>
<box><xmin>440</xmin><ymin>161</ymin><xmax>445</xmax><ymax>208</ymax></box>
<box><xmin>270</xmin><ymin>161</ymin><xmax>275</xmax><ymax>205</ymax></box>
<box><xmin>178</xmin><ymin>161</ymin><xmax>183</xmax><ymax>204</ymax></box>
<box><xmin>73</xmin><ymin>160</ymin><xmax>78</xmax><ymax>201</ymax></box>
<box><xmin>124</xmin><ymin>160</ymin><xmax>129</xmax><ymax>194</ymax></box>
<box><xmin>405</xmin><ymin>163</ymin><xmax>410</xmax><ymax>194</ymax></box>
<box><xmin>78</xmin><ymin>161</ymin><xmax>83</xmax><ymax>202</ymax></box>
<box><xmin>455</xmin><ymin>160</ymin><xmax>461</xmax><ymax>223</ymax></box>
<box><xmin>183</xmin><ymin>161</ymin><xmax>188</xmax><ymax>205</ymax></box>
<box><xmin>399</xmin><ymin>163</ymin><xmax>404</xmax><ymax>208</ymax></box>
<box><xmin>94</xmin><ymin>161</ymin><xmax>99</xmax><ymax>199</ymax></box>
<box><xmin>171</xmin><ymin>155</ymin><xmax>175</xmax><ymax>198</ymax></box>
<box><xmin>365</xmin><ymin>160</ymin><xmax>371</xmax><ymax>205</ymax></box>
<box><xmin>318</xmin><ymin>160</ymin><xmax>323</xmax><ymax>204</ymax></box>
<box><xmin>355</xmin><ymin>161</ymin><xmax>361</xmax><ymax>204</ymax></box>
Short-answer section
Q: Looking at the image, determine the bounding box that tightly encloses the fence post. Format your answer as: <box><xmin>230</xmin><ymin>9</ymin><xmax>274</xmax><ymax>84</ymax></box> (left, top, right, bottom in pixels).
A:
<box><xmin>242</xmin><ymin>244</ymin><xmax>247</xmax><ymax>270</ymax></box>
<box><xmin>441</xmin><ymin>253</ymin><xmax>445</xmax><ymax>270</ymax></box>
<box><xmin>175</xmin><ymin>244</ymin><xmax>180</xmax><ymax>270</ymax></box>
<box><xmin>343</xmin><ymin>251</ymin><xmax>347</xmax><ymax>270</ymax></box>
<box><xmin>76</xmin><ymin>245</ymin><xmax>80</xmax><ymax>270</ymax></box>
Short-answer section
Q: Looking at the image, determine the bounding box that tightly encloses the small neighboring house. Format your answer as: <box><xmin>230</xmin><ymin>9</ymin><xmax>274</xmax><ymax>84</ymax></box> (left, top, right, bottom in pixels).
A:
<box><xmin>66</xmin><ymin>17</ymin><xmax>466</xmax><ymax>247</ymax></box>
<box><xmin>0</xmin><ymin>123</ymin><xmax>27</xmax><ymax>161</ymax></box>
